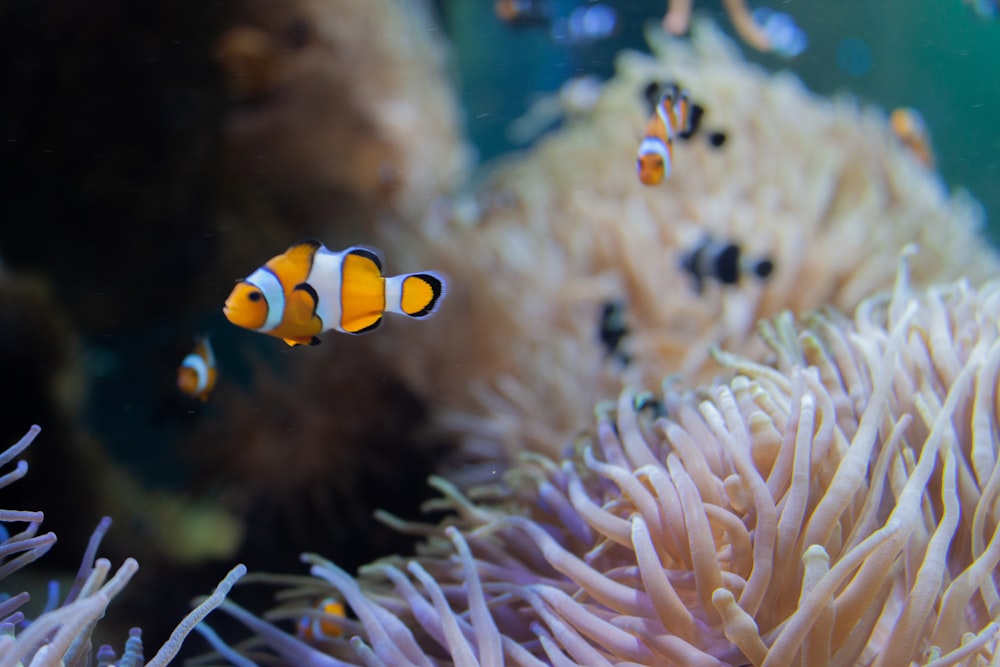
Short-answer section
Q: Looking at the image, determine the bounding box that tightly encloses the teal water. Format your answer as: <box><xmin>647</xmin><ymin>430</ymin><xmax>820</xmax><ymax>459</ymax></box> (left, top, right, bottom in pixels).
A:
<box><xmin>444</xmin><ymin>0</ymin><xmax>1000</xmax><ymax>242</ymax></box>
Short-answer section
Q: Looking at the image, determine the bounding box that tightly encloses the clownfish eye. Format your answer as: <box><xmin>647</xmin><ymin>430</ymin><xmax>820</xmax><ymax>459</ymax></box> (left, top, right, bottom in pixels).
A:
<box><xmin>248</xmin><ymin>291</ymin><xmax>262</xmax><ymax>302</ymax></box>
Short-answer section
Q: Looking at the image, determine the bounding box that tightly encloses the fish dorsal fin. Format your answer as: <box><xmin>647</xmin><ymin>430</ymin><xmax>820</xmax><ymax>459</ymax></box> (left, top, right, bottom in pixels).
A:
<box><xmin>343</xmin><ymin>246</ymin><xmax>383</xmax><ymax>273</ymax></box>
<box><xmin>340</xmin><ymin>249</ymin><xmax>386</xmax><ymax>334</ymax></box>
<box><xmin>286</xmin><ymin>239</ymin><xmax>323</xmax><ymax>256</ymax></box>
<box><xmin>265</xmin><ymin>240</ymin><xmax>322</xmax><ymax>295</ymax></box>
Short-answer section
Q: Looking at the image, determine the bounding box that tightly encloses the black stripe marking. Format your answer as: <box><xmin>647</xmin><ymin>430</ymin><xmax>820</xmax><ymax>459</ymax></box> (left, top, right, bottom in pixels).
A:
<box><xmin>352</xmin><ymin>318</ymin><xmax>382</xmax><ymax>334</ymax></box>
<box><xmin>347</xmin><ymin>247</ymin><xmax>383</xmax><ymax>272</ymax></box>
<box><xmin>715</xmin><ymin>244</ymin><xmax>741</xmax><ymax>284</ymax></box>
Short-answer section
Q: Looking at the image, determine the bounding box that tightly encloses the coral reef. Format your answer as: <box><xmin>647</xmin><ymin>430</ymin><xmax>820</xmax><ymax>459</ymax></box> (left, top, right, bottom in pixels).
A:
<box><xmin>207</xmin><ymin>249</ymin><xmax>1000</xmax><ymax>666</ymax></box>
<box><xmin>371</xmin><ymin>23</ymin><xmax>1000</xmax><ymax>463</ymax></box>
<box><xmin>216</xmin><ymin>0</ymin><xmax>472</xmax><ymax>239</ymax></box>
<box><xmin>0</xmin><ymin>425</ymin><xmax>245</xmax><ymax>667</ymax></box>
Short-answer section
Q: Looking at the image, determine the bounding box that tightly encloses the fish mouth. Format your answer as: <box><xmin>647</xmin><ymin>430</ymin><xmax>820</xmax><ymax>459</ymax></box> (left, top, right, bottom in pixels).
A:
<box><xmin>222</xmin><ymin>299</ymin><xmax>236</xmax><ymax>322</ymax></box>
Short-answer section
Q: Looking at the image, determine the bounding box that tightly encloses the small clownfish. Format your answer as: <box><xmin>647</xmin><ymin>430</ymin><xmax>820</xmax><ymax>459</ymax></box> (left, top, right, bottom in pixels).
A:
<box><xmin>223</xmin><ymin>240</ymin><xmax>446</xmax><ymax>347</ymax></box>
<box><xmin>598</xmin><ymin>299</ymin><xmax>630</xmax><ymax>365</ymax></box>
<box><xmin>889</xmin><ymin>107</ymin><xmax>935</xmax><ymax>169</ymax></box>
<box><xmin>296</xmin><ymin>598</ymin><xmax>347</xmax><ymax>641</ymax></box>
<box><xmin>494</xmin><ymin>0</ymin><xmax>550</xmax><ymax>26</ymax></box>
<box><xmin>680</xmin><ymin>236</ymin><xmax>774</xmax><ymax>294</ymax></box>
<box><xmin>177</xmin><ymin>336</ymin><xmax>218</xmax><ymax>402</ymax></box>
<box><xmin>636</xmin><ymin>83</ymin><xmax>704</xmax><ymax>185</ymax></box>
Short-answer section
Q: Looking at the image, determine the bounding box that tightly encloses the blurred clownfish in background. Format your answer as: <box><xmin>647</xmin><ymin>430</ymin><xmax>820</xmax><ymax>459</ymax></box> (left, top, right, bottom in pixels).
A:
<box><xmin>296</xmin><ymin>597</ymin><xmax>347</xmax><ymax>642</ymax></box>
<box><xmin>889</xmin><ymin>107</ymin><xmax>935</xmax><ymax>169</ymax></box>
<box><xmin>636</xmin><ymin>83</ymin><xmax>704</xmax><ymax>185</ymax></box>
<box><xmin>681</xmin><ymin>235</ymin><xmax>774</xmax><ymax>294</ymax></box>
<box><xmin>494</xmin><ymin>0</ymin><xmax>550</xmax><ymax>26</ymax></box>
<box><xmin>177</xmin><ymin>336</ymin><xmax>217</xmax><ymax>402</ymax></box>
<box><xmin>223</xmin><ymin>240</ymin><xmax>447</xmax><ymax>346</ymax></box>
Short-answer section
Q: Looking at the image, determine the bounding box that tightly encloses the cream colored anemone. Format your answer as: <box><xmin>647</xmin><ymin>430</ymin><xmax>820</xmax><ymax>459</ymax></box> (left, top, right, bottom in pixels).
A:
<box><xmin>0</xmin><ymin>426</ymin><xmax>245</xmax><ymax>667</ymax></box>
<box><xmin>376</xmin><ymin>23</ymin><xmax>1000</xmax><ymax>465</ymax></box>
<box><xmin>208</xmin><ymin>248</ymin><xmax>1000</xmax><ymax>665</ymax></box>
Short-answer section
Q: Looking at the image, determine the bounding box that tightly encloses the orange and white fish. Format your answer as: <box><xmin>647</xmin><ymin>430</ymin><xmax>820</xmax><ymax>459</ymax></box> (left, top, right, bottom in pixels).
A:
<box><xmin>296</xmin><ymin>598</ymin><xmax>347</xmax><ymax>642</ymax></box>
<box><xmin>177</xmin><ymin>336</ymin><xmax>217</xmax><ymax>402</ymax></box>
<box><xmin>223</xmin><ymin>240</ymin><xmax>446</xmax><ymax>346</ymax></box>
<box><xmin>680</xmin><ymin>235</ymin><xmax>774</xmax><ymax>294</ymax></box>
<box><xmin>494</xmin><ymin>0</ymin><xmax>550</xmax><ymax>26</ymax></box>
<box><xmin>889</xmin><ymin>107</ymin><xmax>935</xmax><ymax>169</ymax></box>
<box><xmin>636</xmin><ymin>83</ymin><xmax>703</xmax><ymax>185</ymax></box>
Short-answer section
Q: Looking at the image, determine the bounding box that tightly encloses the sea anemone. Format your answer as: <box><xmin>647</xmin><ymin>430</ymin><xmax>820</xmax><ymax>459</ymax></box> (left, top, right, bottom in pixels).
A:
<box><xmin>375</xmin><ymin>23</ymin><xmax>1000</xmax><ymax>464</ymax></box>
<box><xmin>205</xmin><ymin>248</ymin><xmax>1000</xmax><ymax>665</ymax></box>
<box><xmin>661</xmin><ymin>0</ymin><xmax>804</xmax><ymax>56</ymax></box>
<box><xmin>0</xmin><ymin>425</ymin><xmax>246</xmax><ymax>667</ymax></box>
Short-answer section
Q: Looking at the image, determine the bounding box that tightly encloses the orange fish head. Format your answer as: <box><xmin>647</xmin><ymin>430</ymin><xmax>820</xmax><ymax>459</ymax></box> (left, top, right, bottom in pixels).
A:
<box><xmin>637</xmin><ymin>153</ymin><xmax>665</xmax><ymax>186</ymax></box>
<box><xmin>224</xmin><ymin>281</ymin><xmax>270</xmax><ymax>331</ymax></box>
<box><xmin>177</xmin><ymin>366</ymin><xmax>200</xmax><ymax>396</ymax></box>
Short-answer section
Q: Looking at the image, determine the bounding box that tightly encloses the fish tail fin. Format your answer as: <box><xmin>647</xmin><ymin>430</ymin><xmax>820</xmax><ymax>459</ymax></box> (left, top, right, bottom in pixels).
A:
<box><xmin>384</xmin><ymin>271</ymin><xmax>446</xmax><ymax>319</ymax></box>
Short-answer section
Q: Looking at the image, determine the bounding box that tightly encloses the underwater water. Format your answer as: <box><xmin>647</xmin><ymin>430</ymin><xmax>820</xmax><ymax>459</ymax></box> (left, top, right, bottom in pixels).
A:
<box><xmin>0</xmin><ymin>0</ymin><xmax>998</xmax><ymax>664</ymax></box>
<box><xmin>450</xmin><ymin>0</ymin><xmax>1000</xmax><ymax>240</ymax></box>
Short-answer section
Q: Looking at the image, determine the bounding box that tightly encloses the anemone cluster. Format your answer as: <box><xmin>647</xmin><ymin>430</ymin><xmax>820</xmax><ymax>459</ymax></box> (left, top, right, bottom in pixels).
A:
<box><xmin>373</xmin><ymin>23</ymin><xmax>1000</xmax><ymax>467</ymax></box>
<box><xmin>0</xmin><ymin>426</ymin><xmax>245</xmax><ymax>667</ymax></box>
<box><xmin>199</xmin><ymin>248</ymin><xmax>1000</xmax><ymax>666</ymax></box>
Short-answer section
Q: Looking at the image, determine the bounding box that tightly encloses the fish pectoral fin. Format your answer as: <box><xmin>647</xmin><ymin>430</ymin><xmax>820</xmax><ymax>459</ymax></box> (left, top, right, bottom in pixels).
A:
<box><xmin>283</xmin><ymin>336</ymin><xmax>318</xmax><ymax>347</ymax></box>
<box><xmin>288</xmin><ymin>282</ymin><xmax>323</xmax><ymax>328</ymax></box>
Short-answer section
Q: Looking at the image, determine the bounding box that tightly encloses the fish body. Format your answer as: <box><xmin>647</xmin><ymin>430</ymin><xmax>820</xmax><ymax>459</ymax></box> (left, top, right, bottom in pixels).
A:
<box><xmin>889</xmin><ymin>107</ymin><xmax>935</xmax><ymax>169</ymax></box>
<box><xmin>177</xmin><ymin>336</ymin><xmax>217</xmax><ymax>402</ymax></box>
<box><xmin>681</xmin><ymin>236</ymin><xmax>774</xmax><ymax>294</ymax></box>
<box><xmin>296</xmin><ymin>598</ymin><xmax>347</xmax><ymax>641</ymax></box>
<box><xmin>637</xmin><ymin>83</ymin><xmax>703</xmax><ymax>185</ymax></box>
<box><xmin>223</xmin><ymin>240</ymin><xmax>446</xmax><ymax>346</ymax></box>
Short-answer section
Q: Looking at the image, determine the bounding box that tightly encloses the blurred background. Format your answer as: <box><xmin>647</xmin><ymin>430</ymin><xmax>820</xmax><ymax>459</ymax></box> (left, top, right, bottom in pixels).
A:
<box><xmin>0</xmin><ymin>0</ymin><xmax>996</xmax><ymax>656</ymax></box>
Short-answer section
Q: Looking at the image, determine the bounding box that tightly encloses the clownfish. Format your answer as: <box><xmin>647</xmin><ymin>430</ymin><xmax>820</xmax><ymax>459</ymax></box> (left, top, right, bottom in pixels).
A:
<box><xmin>889</xmin><ymin>107</ymin><xmax>935</xmax><ymax>169</ymax></box>
<box><xmin>296</xmin><ymin>598</ymin><xmax>347</xmax><ymax>641</ymax></box>
<box><xmin>177</xmin><ymin>336</ymin><xmax>218</xmax><ymax>402</ymax></box>
<box><xmin>598</xmin><ymin>299</ymin><xmax>629</xmax><ymax>365</ymax></box>
<box><xmin>636</xmin><ymin>83</ymin><xmax>704</xmax><ymax>185</ymax></box>
<box><xmin>494</xmin><ymin>0</ymin><xmax>550</xmax><ymax>26</ymax></box>
<box><xmin>680</xmin><ymin>236</ymin><xmax>774</xmax><ymax>294</ymax></box>
<box><xmin>223</xmin><ymin>240</ymin><xmax>446</xmax><ymax>346</ymax></box>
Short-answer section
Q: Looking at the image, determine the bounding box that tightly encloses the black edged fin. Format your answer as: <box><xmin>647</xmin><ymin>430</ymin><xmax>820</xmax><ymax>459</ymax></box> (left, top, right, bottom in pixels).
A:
<box><xmin>407</xmin><ymin>273</ymin><xmax>444</xmax><ymax>318</ymax></box>
<box><xmin>754</xmin><ymin>258</ymin><xmax>775</xmax><ymax>280</ymax></box>
<box><xmin>642</xmin><ymin>81</ymin><xmax>661</xmax><ymax>114</ymax></box>
<box><xmin>352</xmin><ymin>317</ymin><xmax>383</xmax><ymax>335</ymax></box>
<box><xmin>309</xmin><ymin>336</ymin><xmax>322</xmax><ymax>346</ymax></box>
<box><xmin>680</xmin><ymin>103</ymin><xmax>705</xmax><ymax>140</ymax></box>
<box><xmin>346</xmin><ymin>247</ymin><xmax>383</xmax><ymax>273</ymax></box>
<box><xmin>293</xmin><ymin>281</ymin><xmax>320</xmax><ymax>304</ymax></box>
<box><xmin>288</xmin><ymin>239</ymin><xmax>322</xmax><ymax>252</ymax></box>
<box><xmin>708</xmin><ymin>131</ymin><xmax>727</xmax><ymax>148</ymax></box>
